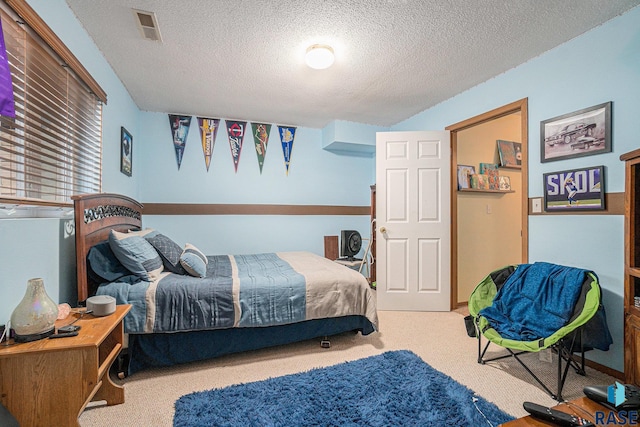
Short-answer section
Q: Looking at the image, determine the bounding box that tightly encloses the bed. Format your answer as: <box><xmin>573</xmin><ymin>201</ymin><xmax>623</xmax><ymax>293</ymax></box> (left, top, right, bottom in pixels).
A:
<box><xmin>72</xmin><ymin>193</ymin><xmax>378</xmax><ymax>375</ymax></box>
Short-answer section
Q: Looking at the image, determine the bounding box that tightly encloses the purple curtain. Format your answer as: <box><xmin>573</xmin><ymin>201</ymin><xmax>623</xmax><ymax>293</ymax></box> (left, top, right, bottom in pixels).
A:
<box><xmin>0</xmin><ymin>18</ymin><xmax>15</xmax><ymax>118</ymax></box>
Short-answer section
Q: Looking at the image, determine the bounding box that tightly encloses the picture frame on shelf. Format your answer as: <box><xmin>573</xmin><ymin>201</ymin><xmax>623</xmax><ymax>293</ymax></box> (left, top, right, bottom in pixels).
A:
<box><xmin>496</xmin><ymin>140</ymin><xmax>522</xmax><ymax>168</ymax></box>
<box><xmin>540</xmin><ymin>101</ymin><xmax>611</xmax><ymax>163</ymax></box>
<box><xmin>120</xmin><ymin>127</ymin><xmax>132</xmax><ymax>177</ymax></box>
<box><xmin>470</xmin><ymin>174</ymin><xmax>489</xmax><ymax>190</ymax></box>
<box><xmin>457</xmin><ymin>165</ymin><xmax>475</xmax><ymax>189</ymax></box>
<box><xmin>479</xmin><ymin>163</ymin><xmax>499</xmax><ymax>190</ymax></box>
<box><xmin>543</xmin><ymin>165</ymin><xmax>605</xmax><ymax>211</ymax></box>
<box><xmin>478</xmin><ymin>162</ymin><xmax>498</xmax><ymax>174</ymax></box>
<box><xmin>499</xmin><ymin>176</ymin><xmax>511</xmax><ymax>191</ymax></box>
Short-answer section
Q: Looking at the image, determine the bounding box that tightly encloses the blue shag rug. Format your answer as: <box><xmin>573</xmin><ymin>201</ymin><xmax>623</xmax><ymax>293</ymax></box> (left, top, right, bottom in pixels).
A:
<box><xmin>174</xmin><ymin>350</ymin><xmax>515</xmax><ymax>426</ymax></box>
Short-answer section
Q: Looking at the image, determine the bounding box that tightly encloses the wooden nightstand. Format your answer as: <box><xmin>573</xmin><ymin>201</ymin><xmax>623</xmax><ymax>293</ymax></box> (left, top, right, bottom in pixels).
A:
<box><xmin>0</xmin><ymin>304</ymin><xmax>131</xmax><ymax>427</ymax></box>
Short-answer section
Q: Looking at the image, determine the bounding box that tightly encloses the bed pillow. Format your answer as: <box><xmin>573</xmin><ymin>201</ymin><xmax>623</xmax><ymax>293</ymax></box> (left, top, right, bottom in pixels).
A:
<box><xmin>108</xmin><ymin>230</ymin><xmax>164</xmax><ymax>281</ymax></box>
<box><xmin>127</xmin><ymin>228</ymin><xmax>156</xmax><ymax>237</ymax></box>
<box><xmin>180</xmin><ymin>243</ymin><xmax>208</xmax><ymax>278</ymax></box>
<box><xmin>87</xmin><ymin>241</ymin><xmax>131</xmax><ymax>282</ymax></box>
<box><xmin>145</xmin><ymin>232</ymin><xmax>187</xmax><ymax>275</ymax></box>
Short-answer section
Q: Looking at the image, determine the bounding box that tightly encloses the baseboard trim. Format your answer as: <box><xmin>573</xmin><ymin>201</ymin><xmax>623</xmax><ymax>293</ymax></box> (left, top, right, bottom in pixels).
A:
<box><xmin>584</xmin><ymin>358</ymin><xmax>624</xmax><ymax>381</ymax></box>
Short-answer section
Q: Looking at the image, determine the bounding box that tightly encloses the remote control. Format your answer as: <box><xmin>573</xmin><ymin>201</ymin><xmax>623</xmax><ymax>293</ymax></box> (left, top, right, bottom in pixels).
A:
<box><xmin>584</xmin><ymin>384</ymin><xmax>640</xmax><ymax>411</ymax></box>
<box><xmin>57</xmin><ymin>325</ymin><xmax>80</xmax><ymax>333</ymax></box>
<box><xmin>48</xmin><ymin>331</ymin><xmax>79</xmax><ymax>339</ymax></box>
<box><xmin>523</xmin><ymin>402</ymin><xmax>594</xmax><ymax>426</ymax></box>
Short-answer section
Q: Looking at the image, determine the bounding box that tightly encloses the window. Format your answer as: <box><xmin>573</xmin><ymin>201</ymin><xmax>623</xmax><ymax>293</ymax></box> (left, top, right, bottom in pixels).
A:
<box><xmin>0</xmin><ymin>0</ymin><xmax>106</xmax><ymax>207</ymax></box>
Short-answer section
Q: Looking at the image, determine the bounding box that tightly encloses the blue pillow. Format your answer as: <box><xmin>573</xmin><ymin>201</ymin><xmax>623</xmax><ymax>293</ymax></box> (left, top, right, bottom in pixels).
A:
<box><xmin>87</xmin><ymin>241</ymin><xmax>131</xmax><ymax>282</ymax></box>
<box><xmin>109</xmin><ymin>230</ymin><xmax>164</xmax><ymax>281</ymax></box>
<box><xmin>180</xmin><ymin>243</ymin><xmax>208</xmax><ymax>278</ymax></box>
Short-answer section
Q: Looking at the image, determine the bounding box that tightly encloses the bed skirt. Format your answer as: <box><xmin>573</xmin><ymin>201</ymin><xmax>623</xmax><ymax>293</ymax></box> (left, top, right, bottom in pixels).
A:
<box><xmin>128</xmin><ymin>315</ymin><xmax>376</xmax><ymax>375</ymax></box>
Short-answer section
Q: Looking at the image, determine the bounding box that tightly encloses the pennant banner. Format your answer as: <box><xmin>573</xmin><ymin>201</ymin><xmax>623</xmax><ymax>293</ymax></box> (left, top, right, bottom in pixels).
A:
<box><xmin>197</xmin><ymin>117</ymin><xmax>220</xmax><ymax>171</ymax></box>
<box><xmin>251</xmin><ymin>123</ymin><xmax>271</xmax><ymax>174</ymax></box>
<box><xmin>278</xmin><ymin>125</ymin><xmax>296</xmax><ymax>175</ymax></box>
<box><xmin>0</xmin><ymin>19</ymin><xmax>15</xmax><ymax>118</ymax></box>
<box><xmin>168</xmin><ymin>114</ymin><xmax>192</xmax><ymax>170</ymax></box>
<box><xmin>226</xmin><ymin>120</ymin><xmax>247</xmax><ymax>173</ymax></box>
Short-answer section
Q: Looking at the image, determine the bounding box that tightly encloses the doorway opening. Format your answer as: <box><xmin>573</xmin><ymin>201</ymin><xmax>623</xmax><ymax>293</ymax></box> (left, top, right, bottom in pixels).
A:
<box><xmin>446</xmin><ymin>98</ymin><xmax>529</xmax><ymax>310</ymax></box>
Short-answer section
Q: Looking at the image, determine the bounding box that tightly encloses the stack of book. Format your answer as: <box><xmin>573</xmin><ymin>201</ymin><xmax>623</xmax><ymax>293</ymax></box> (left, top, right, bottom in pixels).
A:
<box><xmin>470</xmin><ymin>163</ymin><xmax>499</xmax><ymax>190</ymax></box>
<box><xmin>458</xmin><ymin>163</ymin><xmax>511</xmax><ymax>191</ymax></box>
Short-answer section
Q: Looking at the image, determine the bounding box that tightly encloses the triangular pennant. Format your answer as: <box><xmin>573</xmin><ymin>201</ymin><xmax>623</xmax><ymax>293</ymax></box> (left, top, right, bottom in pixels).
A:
<box><xmin>168</xmin><ymin>115</ymin><xmax>192</xmax><ymax>170</ymax></box>
<box><xmin>0</xmin><ymin>19</ymin><xmax>15</xmax><ymax>118</ymax></box>
<box><xmin>197</xmin><ymin>117</ymin><xmax>220</xmax><ymax>171</ymax></box>
<box><xmin>226</xmin><ymin>120</ymin><xmax>247</xmax><ymax>173</ymax></box>
<box><xmin>278</xmin><ymin>125</ymin><xmax>296</xmax><ymax>175</ymax></box>
<box><xmin>251</xmin><ymin>123</ymin><xmax>271</xmax><ymax>174</ymax></box>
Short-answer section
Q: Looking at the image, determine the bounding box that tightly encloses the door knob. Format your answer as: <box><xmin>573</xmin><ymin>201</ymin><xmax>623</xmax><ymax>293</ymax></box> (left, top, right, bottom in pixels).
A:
<box><xmin>379</xmin><ymin>227</ymin><xmax>387</xmax><ymax>233</ymax></box>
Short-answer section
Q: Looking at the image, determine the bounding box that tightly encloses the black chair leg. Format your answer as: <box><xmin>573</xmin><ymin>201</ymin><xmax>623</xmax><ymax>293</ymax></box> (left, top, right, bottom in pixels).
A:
<box><xmin>555</xmin><ymin>331</ymin><xmax>585</xmax><ymax>401</ymax></box>
<box><xmin>557</xmin><ymin>345</ymin><xmax>563</xmax><ymax>401</ymax></box>
<box><xmin>476</xmin><ymin>317</ymin><xmax>485</xmax><ymax>364</ymax></box>
<box><xmin>477</xmin><ymin>336</ymin><xmax>587</xmax><ymax>401</ymax></box>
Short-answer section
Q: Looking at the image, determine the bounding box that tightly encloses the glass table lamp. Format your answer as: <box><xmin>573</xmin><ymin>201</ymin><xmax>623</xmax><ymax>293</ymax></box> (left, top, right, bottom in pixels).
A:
<box><xmin>10</xmin><ymin>278</ymin><xmax>58</xmax><ymax>342</ymax></box>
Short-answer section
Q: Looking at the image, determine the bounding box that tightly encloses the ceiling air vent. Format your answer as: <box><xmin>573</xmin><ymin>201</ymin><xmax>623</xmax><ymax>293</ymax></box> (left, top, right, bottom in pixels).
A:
<box><xmin>132</xmin><ymin>9</ymin><xmax>162</xmax><ymax>42</ymax></box>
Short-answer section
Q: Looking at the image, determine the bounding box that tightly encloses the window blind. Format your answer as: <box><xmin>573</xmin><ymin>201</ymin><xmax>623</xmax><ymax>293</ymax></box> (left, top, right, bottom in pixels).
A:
<box><xmin>0</xmin><ymin>6</ymin><xmax>102</xmax><ymax>206</ymax></box>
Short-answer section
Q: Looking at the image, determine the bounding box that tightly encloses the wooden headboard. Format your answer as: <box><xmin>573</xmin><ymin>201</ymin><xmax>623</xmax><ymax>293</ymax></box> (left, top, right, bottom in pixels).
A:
<box><xmin>72</xmin><ymin>193</ymin><xmax>143</xmax><ymax>303</ymax></box>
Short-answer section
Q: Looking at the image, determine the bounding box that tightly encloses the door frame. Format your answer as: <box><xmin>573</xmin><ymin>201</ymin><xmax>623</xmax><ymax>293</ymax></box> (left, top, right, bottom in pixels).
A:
<box><xmin>445</xmin><ymin>98</ymin><xmax>529</xmax><ymax>310</ymax></box>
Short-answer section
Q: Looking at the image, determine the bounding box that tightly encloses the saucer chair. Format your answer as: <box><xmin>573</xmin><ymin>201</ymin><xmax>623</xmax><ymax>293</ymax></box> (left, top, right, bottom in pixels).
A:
<box><xmin>467</xmin><ymin>262</ymin><xmax>612</xmax><ymax>401</ymax></box>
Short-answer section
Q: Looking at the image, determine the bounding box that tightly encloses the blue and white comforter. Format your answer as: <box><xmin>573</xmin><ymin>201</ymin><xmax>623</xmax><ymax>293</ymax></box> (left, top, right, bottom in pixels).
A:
<box><xmin>97</xmin><ymin>251</ymin><xmax>378</xmax><ymax>334</ymax></box>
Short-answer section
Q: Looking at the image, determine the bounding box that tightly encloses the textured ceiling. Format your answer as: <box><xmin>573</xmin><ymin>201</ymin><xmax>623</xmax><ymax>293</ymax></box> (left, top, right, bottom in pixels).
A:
<box><xmin>65</xmin><ymin>0</ymin><xmax>639</xmax><ymax>128</ymax></box>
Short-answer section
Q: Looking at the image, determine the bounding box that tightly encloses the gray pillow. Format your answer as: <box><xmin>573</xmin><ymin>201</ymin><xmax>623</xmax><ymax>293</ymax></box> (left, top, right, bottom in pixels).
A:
<box><xmin>180</xmin><ymin>243</ymin><xmax>208</xmax><ymax>278</ymax></box>
<box><xmin>108</xmin><ymin>230</ymin><xmax>163</xmax><ymax>281</ymax></box>
<box><xmin>145</xmin><ymin>233</ymin><xmax>186</xmax><ymax>275</ymax></box>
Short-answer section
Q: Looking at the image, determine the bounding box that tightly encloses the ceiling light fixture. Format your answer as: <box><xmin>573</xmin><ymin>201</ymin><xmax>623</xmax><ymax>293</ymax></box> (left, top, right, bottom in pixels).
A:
<box><xmin>305</xmin><ymin>44</ymin><xmax>334</xmax><ymax>70</ymax></box>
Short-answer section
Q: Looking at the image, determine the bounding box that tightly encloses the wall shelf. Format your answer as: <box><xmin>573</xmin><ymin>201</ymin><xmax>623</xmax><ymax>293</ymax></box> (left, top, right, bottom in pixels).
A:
<box><xmin>458</xmin><ymin>188</ymin><xmax>515</xmax><ymax>194</ymax></box>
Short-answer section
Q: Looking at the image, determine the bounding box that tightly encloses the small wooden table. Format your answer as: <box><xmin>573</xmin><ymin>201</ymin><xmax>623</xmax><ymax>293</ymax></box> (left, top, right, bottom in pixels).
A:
<box><xmin>0</xmin><ymin>304</ymin><xmax>131</xmax><ymax>427</ymax></box>
<box><xmin>501</xmin><ymin>397</ymin><xmax>635</xmax><ymax>426</ymax></box>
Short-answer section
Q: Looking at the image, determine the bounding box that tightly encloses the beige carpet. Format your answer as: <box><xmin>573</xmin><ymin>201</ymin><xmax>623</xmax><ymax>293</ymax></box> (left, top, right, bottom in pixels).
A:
<box><xmin>79</xmin><ymin>310</ymin><xmax>616</xmax><ymax>426</ymax></box>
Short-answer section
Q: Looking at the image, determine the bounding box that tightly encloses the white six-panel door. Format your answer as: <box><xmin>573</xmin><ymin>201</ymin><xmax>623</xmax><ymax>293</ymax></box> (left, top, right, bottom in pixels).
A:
<box><xmin>375</xmin><ymin>131</ymin><xmax>451</xmax><ymax>311</ymax></box>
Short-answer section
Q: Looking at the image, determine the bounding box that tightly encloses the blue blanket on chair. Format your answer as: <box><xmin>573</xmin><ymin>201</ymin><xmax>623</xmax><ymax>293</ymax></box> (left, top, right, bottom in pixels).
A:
<box><xmin>479</xmin><ymin>262</ymin><xmax>591</xmax><ymax>341</ymax></box>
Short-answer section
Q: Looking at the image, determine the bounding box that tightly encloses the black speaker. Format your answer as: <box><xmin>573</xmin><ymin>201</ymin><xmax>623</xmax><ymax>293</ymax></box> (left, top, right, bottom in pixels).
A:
<box><xmin>340</xmin><ymin>230</ymin><xmax>362</xmax><ymax>260</ymax></box>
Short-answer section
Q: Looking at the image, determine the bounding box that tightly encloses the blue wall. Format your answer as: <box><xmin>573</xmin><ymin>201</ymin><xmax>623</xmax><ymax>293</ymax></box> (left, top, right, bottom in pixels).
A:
<box><xmin>138</xmin><ymin>113</ymin><xmax>373</xmax><ymax>205</ymax></box>
<box><xmin>392</xmin><ymin>6</ymin><xmax>640</xmax><ymax>372</ymax></box>
<box><xmin>137</xmin><ymin>111</ymin><xmax>374</xmax><ymax>256</ymax></box>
